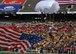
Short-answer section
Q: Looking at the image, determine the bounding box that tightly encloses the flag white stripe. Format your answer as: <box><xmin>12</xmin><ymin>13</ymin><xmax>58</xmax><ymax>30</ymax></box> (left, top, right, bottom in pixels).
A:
<box><xmin>0</xmin><ymin>45</ymin><xmax>9</xmax><ymax>48</ymax></box>
<box><xmin>0</xmin><ymin>40</ymin><xmax>19</xmax><ymax>45</ymax></box>
<box><xmin>20</xmin><ymin>42</ymin><xmax>27</xmax><ymax>51</ymax></box>
<box><xmin>0</xmin><ymin>26</ymin><xmax>21</xmax><ymax>38</ymax></box>
<box><xmin>1</xmin><ymin>28</ymin><xmax>31</xmax><ymax>48</ymax></box>
<box><xmin>0</xmin><ymin>32</ymin><xmax>20</xmax><ymax>42</ymax></box>
<box><xmin>0</xmin><ymin>29</ymin><xmax>20</xmax><ymax>41</ymax></box>
<box><xmin>6</xmin><ymin>28</ymin><xmax>21</xmax><ymax>35</ymax></box>
<box><xmin>0</xmin><ymin>27</ymin><xmax>30</xmax><ymax>52</ymax></box>
<box><xmin>0</xmin><ymin>36</ymin><xmax>10</xmax><ymax>41</ymax></box>
<box><xmin>0</xmin><ymin>28</ymin><xmax>20</xmax><ymax>38</ymax></box>
<box><xmin>23</xmin><ymin>40</ymin><xmax>31</xmax><ymax>47</ymax></box>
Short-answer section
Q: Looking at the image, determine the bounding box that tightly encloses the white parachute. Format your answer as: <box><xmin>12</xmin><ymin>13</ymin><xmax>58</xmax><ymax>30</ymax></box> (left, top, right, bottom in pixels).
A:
<box><xmin>35</xmin><ymin>0</ymin><xmax>60</xmax><ymax>14</ymax></box>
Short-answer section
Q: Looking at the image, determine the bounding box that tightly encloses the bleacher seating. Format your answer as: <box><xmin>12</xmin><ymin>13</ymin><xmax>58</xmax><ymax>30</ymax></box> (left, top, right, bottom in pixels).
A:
<box><xmin>0</xmin><ymin>21</ymin><xmax>76</xmax><ymax>50</ymax></box>
<box><xmin>0</xmin><ymin>20</ymin><xmax>76</xmax><ymax>53</ymax></box>
<box><xmin>20</xmin><ymin>0</ymin><xmax>40</xmax><ymax>12</ymax></box>
<box><xmin>0</xmin><ymin>0</ymin><xmax>76</xmax><ymax>53</ymax></box>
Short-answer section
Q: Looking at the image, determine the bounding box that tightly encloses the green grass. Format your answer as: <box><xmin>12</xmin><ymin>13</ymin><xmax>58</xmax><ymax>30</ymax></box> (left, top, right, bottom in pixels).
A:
<box><xmin>0</xmin><ymin>51</ymin><xmax>39</xmax><ymax>54</ymax></box>
<box><xmin>0</xmin><ymin>51</ymin><xmax>58</xmax><ymax>54</ymax></box>
<box><xmin>0</xmin><ymin>51</ymin><xmax>19</xmax><ymax>54</ymax></box>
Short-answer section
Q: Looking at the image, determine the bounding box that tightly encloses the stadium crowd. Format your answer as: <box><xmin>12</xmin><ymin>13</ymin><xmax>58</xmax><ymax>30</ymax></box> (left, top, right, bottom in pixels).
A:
<box><xmin>0</xmin><ymin>21</ymin><xmax>76</xmax><ymax>54</ymax></box>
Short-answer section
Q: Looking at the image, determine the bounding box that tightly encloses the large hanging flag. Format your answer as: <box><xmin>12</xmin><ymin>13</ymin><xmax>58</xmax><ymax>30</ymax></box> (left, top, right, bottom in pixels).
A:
<box><xmin>0</xmin><ymin>26</ymin><xmax>45</xmax><ymax>53</ymax></box>
<box><xmin>0</xmin><ymin>26</ymin><xmax>30</xmax><ymax>52</ymax></box>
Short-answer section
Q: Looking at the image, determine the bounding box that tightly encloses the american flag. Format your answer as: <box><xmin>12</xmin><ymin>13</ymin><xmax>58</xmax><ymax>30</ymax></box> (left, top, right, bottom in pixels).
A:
<box><xmin>0</xmin><ymin>26</ymin><xmax>45</xmax><ymax>52</ymax></box>
<box><xmin>0</xmin><ymin>26</ymin><xmax>31</xmax><ymax>52</ymax></box>
<box><xmin>20</xmin><ymin>33</ymin><xmax>45</xmax><ymax>47</ymax></box>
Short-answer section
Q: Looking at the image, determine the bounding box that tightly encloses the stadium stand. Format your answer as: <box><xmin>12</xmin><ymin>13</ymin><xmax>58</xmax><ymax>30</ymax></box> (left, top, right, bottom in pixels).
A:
<box><xmin>0</xmin><ymin>21</ymin><xmax>76</xmax><ymax>54</ymax></box>
<box><xmin>20</xmin><ymin>0</ymin><xmax>40</xmax><ymax>12</ymax></box>
<box><xmin>0</xmin><ymin>0</ymin><xmax>76</xmax><ymax>12</ymax></box>
<box><xmin>20</xmin><ymin>0</ymin><xmax>76</xmax><ymax>12</ymax></box>
<box><xmin>56</xmin><ymin>0</ymin><xmax>71</xmax><ymax>5</ymax></box>
<box><xmin>0</xmin><ymin>0</ymin><xmax>76</xmax><ymax>54</ymax></box>
<box><xmin>1</xmin><ymin>0</ymin><xmax>76</xmax><ymax>12</ymax></box>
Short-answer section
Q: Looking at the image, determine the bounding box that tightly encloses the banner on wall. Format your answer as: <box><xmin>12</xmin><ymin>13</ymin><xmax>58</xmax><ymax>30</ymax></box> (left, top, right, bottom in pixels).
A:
<box><xmin>0</xmin><ymin>5</ymin><xmax>22</xmax><ymax>12</ymax></box>
<box><xmin>2</xmin><ymin>0</ymin><xmax>25</xmax><ymax>5</ymax></box>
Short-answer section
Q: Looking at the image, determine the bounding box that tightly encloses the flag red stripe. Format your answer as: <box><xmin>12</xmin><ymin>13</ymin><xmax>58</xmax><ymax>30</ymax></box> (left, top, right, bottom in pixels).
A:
<box><xmin>20</xmin><ymin>42</ymin><xmax>26</xmax><ymax>51</ymax></box>
<box><xmin>0</xmin><ymin>26</ymin><xmax>30</xmax><ymax>52</ymax></box>
<box><xmin>0</xmin><ymin>30</ymin><xmax>19</xmax><ymax>39</ymax></box>
<box><xmin>0</xmin><ymin>33</ymin><xmax>20</xmax><ymax>42</ymax></box>
<box><xmin>0</xmin><ymin>32</ymin><xmax>30</xmax><ymax>51</ymax></box>
<box><xmin>22</xmin><ymin>41</ymin><xmax>31</xmax><ymax>48</ymax></box>
<box><xmin>6</xmin><ymin>28</ymin><xmax>21</xmax><ymax>36</ymax></box>
<box><xmin>0</xmin><ymin>27</ymin><xmax>21</xmax><ymax>37</ymax></box>
<box><xmin>0</xmin><ymin>28</ymin><xmax>21</xmax><ymax>42</ymax></box>
<box><xmin>3</xmin><ymin>27</ymin><xmax>31</xmax><ymax>48</ymax></box>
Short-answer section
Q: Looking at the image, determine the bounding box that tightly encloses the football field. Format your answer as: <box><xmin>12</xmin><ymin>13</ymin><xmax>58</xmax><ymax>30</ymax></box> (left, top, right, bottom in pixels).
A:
<box><xmin>0</xmin><ymin>51</ymin><xmax>60</xmax><ymax>54</ymax></box>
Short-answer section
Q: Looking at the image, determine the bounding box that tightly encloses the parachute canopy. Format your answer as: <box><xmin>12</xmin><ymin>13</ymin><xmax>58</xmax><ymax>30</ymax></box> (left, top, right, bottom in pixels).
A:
<box><xmin>35</xmin><ymin>0</ymin><xmax>60</xmax><ymax>14</ymax></box>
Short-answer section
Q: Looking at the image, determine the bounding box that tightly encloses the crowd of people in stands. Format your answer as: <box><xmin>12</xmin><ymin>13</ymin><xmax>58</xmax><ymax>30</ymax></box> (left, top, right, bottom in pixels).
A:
<box><xmin>0</xmin><ymin>21</ymin><xmax>76</xmax><ymax>54</ymax></box>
